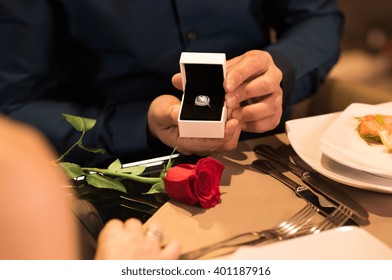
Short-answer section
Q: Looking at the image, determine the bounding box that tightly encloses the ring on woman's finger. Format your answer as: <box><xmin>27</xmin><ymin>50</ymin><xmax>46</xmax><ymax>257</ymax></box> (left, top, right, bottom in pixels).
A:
<box><xmin>144</xmin><ymin>229</ymin><xmax>164</xmax><ymax>242</ymax></box>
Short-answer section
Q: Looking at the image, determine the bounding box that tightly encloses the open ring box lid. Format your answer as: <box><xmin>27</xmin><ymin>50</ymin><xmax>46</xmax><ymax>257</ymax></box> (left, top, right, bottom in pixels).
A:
<box><xmin>178</xmin><ymin>52</ymin><xmax>227</xmax><ymax>138</ymax></box>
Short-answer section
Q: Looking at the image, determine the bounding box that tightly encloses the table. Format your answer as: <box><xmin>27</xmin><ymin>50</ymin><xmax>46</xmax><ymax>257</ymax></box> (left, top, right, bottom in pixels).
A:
<box><xmin>144</xmin><ymin>133</ymin><xmax>392</xmax><ymax>258</ymax></box>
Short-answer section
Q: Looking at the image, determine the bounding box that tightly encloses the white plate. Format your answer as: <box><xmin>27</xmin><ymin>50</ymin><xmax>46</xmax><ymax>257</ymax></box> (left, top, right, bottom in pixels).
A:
<box><xmin>320</xmin><ymin>103</ymin><xmax>392</xmax><ymax>178</ymax></box>
<box><xmin>226</xmin><ymin>226</ymin><xmax>392</xmax><ymax>259</ymax></box>
<box><xmin>285</xmin><ymin>109</ymin><xmax>392</xmax><ymax>193</ymax></box>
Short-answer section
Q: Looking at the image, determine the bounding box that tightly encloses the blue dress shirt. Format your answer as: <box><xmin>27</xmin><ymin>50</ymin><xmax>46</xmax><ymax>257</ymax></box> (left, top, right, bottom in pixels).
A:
<box><xmin>0</xmin><ymin>0</ymin><xmax>343</xmax><ymax>165</ymax></box>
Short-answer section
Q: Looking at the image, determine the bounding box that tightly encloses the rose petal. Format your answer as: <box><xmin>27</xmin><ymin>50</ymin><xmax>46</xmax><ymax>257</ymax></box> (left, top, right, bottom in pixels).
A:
<box><xmin>194</xmin><ymin>158</ymin><xmax>224</xmax><ymax>208</ymax></box>
<box><xmin>163</xmin><ymin>158</ymin><xmax>224</xmax><ymax>209</ymax></box>
<box><xmin>164</xmin><ymin>164</ymin><xmax>199</xmax><ymax>206</ymax></box>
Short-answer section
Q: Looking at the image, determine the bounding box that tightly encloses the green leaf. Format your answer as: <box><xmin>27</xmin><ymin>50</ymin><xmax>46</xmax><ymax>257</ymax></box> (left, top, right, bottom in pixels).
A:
<box><xmin>121</xmin><ymin>165</ymin><xmax>146</xmax><ymax>175</ymax></box>
<box><xmin>77</xmin><ymin>141</ymin><xmax>106</xmax><ymax>154</ymax></box>
<box><xmin>159</xmin><ymin>167</ymin><xmax>167</xmax><ymax>179</ymax></box>
<box><xmin>144</xmin><ymin>181</ymin><xmax>165</xmax><ymax>194</ymax></box>
<box><xmin>62</xmin><ymin>113</ymin><xmax>97</xmax><ymax>132</ymax></box>
<box><xmin>108</xmin><ymin>159</ymin><xmax>122</xmax><ymax>172</ymax></box>
<box><xmin>59</xmin><ymin>162</ymin><xmax>84</xmax><ymax>179</ymax></box>
<box><xmin>160</xmin><ymin>147</ymin><xmax>177</xmax><ymax>179</ymax></box>
<box><xmin>166</xmin><ymin>147</ymin><xmax>177</xmax><ymax>170</ymax></box>
<box><xmin>107</xmin><ymin>160</ymin><xmax>146</xmax><ymax>175</ymax></box>
<box><xmin>86</xmin><ymin>173</ymin><xmax>127</xmax><ymax>193</ymax></box>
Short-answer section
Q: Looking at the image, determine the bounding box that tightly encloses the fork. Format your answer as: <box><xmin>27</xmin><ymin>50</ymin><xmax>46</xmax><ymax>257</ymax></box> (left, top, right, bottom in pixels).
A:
<box><xmin>310</xmin><ymin>204</ymin><xmax>353</xmax><ymax>234</ymax></box>
<box><xmin>180</xmin><ymin>203</ymin><xmax>353</xmax><ymax>260</ymax></box>
<box><xmin>179</xmin><ymin>203</ymin><xmax>318</xmax><ymax>260</ymax></box>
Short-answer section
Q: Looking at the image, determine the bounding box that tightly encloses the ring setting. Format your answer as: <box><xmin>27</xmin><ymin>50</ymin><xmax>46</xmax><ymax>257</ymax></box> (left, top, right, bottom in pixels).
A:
<box><xmin>194</xmin><ymin>95</ymin><xmax>211</xmax><ymax>108</ymax></box>
<box><xmin>145</xmin><ymin>229</ymin><xmax>163</xmax><ymax>242</ymax></box>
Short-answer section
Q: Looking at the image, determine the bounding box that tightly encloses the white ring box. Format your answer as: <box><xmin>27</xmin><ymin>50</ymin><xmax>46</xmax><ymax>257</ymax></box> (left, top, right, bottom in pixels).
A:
<box><xmin>178</xmin><ymin>52</ymin><xmax>227</xmax><ymax>138</ymax></box>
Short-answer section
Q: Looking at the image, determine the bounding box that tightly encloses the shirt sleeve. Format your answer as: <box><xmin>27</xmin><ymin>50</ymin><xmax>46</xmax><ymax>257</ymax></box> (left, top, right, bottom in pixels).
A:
<box><xmin>263</xmin><ymin>0</ymin><xmax>344</xmax><ymax>106</ymax></box>
<box><xmin>0</xmin><ymin>0</ymin><xmax>155</xmax><ymax>166</ymax></box>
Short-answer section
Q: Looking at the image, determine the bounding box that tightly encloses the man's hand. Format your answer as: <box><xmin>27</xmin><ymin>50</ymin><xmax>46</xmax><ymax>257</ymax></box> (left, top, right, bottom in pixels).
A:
<box><xmin>224</xmin><ymin>50</ymin><xmax>283</xmax><ymax>133</ymax></box>
<box><xmin>147</xmin><ymin>94</ymin><xmax>241</xmax><ymax>155</ymax></box>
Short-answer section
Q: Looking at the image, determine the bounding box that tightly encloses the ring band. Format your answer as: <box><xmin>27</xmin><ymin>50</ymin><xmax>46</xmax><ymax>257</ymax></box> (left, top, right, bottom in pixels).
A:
<box><xmin>195</xmin><ymin>95</ymin><xmax>211</xmax><ymax>108</ymax></box>
<box><xmin>145</xmin><ymin>229</ymin><xmax>163</xmax><ymax>242</ymax></box>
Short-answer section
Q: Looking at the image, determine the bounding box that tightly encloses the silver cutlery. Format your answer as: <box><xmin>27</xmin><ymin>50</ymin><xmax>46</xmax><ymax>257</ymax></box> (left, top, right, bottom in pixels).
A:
<box><xmin>252</xmin><ymin>158</ymin><xmax>337</xmax><ymax>216</ymax></box>
<box><xmin>179</xmin><ymin>203</ymin><xmax>319</xmax><ymax>260</ymax></box>
<box><xmin>309</xmin><ymin>204</ymin><xmax>353</xmax><ymax>234</ymax></box>
<box><xmin>179</xmin><ymin>202</ymin><xmax>353</xmax><ymax>260</ymax></box>
<box><xmin>253</xmin><ymin>144</ymin><xmax>369</xmax><ymax>226</ymax></box>
<box><xmin>251</xmin><ymin>158</ymin><xmax>353</xmax><ymax>231</ymax></box>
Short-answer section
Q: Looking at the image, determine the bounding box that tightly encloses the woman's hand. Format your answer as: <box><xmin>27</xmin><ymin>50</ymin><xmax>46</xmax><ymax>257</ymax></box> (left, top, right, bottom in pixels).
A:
<box><xmin>95</xmin><ymin>218</ymin><xmax>181</xmax><ymax>260</ymax></box>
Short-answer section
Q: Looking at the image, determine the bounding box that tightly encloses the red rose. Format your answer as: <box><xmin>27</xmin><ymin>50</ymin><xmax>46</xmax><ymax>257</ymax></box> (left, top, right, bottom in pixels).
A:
<box><xmin>164</xmin><ymin>157</ymin><xmax>224</xmax><ymax>208</ymax></box>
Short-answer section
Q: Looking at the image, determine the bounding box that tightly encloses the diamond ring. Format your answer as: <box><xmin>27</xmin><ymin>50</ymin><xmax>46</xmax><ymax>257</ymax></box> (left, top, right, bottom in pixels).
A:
<box><xmin>145</xmin><ymin>229</ymin><xmax>163</xmax><ymax>242</ymax></box>
<box><xmin>194</xmin><ymin>95</ymin><xmax>211</xmax><ymax>108</ymax></box>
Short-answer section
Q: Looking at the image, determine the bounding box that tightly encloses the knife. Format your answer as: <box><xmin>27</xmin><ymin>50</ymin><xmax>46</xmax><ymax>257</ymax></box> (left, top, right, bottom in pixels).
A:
<box><xmin>254</xmin><ymin>144</ymin><xmax>369</xmax><ymax>226</ymax></box>
<box><xmin>252</xmin><ymin>159</ymin><xmax>337</xmax><ymax>217</ymax></box>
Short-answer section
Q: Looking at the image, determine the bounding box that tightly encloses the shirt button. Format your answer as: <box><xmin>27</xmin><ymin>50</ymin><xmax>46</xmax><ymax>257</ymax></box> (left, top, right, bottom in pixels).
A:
<box><xmin>187</xmin><ymin>31</ymin><xmax>197</xmax><ymax>41</ymax></box>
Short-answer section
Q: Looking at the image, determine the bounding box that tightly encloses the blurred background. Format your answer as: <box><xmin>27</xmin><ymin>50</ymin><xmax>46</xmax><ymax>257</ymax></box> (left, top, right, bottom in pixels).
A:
<box><xmin>332</xmin><ymin>0</ymin><xmax>392</xmax><ymax>90</ymax></box>
<box><xmin>293</xmin><ymin>0</ymin><xmax>392</xmax><ymax>117</ymax></box>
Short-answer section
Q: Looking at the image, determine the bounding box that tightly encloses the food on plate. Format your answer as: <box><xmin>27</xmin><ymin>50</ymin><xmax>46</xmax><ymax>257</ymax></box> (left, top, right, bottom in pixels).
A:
<box><xmin>357</xmin><ymin>114</ymin><xmax>392</xmax><ymax>147</ymax></box>
<box><xmin>379</xmin><ymin>130</ymin><xmax>392</xmax><ymax>150</ymax></box>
